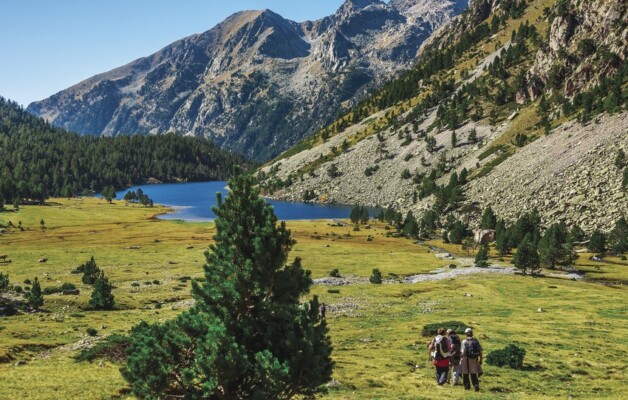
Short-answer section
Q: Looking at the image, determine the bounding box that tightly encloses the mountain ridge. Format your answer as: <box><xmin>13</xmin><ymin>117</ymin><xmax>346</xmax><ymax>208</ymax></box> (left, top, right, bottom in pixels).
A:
<box><xmin>28</xmin><ymin>0</ymin><xmax>469</xmax><ymax>161</ymax></box>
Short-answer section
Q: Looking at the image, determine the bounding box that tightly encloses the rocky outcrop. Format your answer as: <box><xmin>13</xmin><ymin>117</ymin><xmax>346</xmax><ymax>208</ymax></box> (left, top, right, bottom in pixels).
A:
<box><xmin>28</xmin><ymin>0</ymin><xmax>469</xmax><ymax>161</ymax></box>
<box><xmin>528</xmin><ymin>0</ymin><xmax>627</xmax><ymax>96</ymax></box>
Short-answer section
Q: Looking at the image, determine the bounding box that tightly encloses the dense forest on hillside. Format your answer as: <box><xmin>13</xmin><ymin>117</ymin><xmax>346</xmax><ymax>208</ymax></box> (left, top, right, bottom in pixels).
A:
<box><xmin>0</xmin><ymin>97</ymin><xmax>249</xmax><ymax>203</ymax></box>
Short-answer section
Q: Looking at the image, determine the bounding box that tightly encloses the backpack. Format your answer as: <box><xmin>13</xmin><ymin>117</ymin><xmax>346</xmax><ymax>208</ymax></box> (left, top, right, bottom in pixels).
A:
<box><xmin>465</xmin><ymin>338</ymin><xmax>481</xmax><ymax>359</ymax></box>
<box><xmin>449</xmin><ymin>334</ymin><xmax>461</xmax><ymax>356</ymax></box>
<box><xmin>431</xmin><ymin>337</ymin><xmax>447</xmax><ymax>361</ymax></box>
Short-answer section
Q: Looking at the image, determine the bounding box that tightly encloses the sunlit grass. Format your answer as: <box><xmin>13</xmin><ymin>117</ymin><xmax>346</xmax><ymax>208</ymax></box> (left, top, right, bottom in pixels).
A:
<box><xmin>0</xmin><ymin>198</ymin><xmax>626</xmax><ymax>399</ymax></box>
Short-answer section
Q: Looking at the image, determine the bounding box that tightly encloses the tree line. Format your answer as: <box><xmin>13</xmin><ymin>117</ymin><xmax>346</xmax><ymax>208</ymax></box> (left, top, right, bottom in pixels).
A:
<box><xmin>0</xmin><ymin>97</ymin><xmax>249</xmax><ymax>204</ymax></box>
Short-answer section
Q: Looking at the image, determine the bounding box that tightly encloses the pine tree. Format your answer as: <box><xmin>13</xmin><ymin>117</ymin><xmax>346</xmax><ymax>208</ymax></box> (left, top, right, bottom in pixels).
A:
<box><xmin>495</xmin><ymin>226</ymin><xmax>512</xmax><ymax>256</ymax></box>
<box><xmin>568</xmin><ymin>225</ymin><xmax>586</xmax><ymax>243</ymax></box>
<box><xmin>451</xmin><ymin>130</ymin><xmax>457</xmax><ymax>148</ymax></box>
<box><xmin>27</xmin><ymin>277</ymin><xmax>44</xmax><ymax>310</ymax></box>
<box><xmin>350</xmin><ymin>206</ymin><xmax>361</xmax><ymax>224</ymax></box>
<box><xmin>608</xmin><ymin>217</ymin><xmax>628</xmax><ymax>255</ymax></box>
<box><xmin>122</xmin><ymin>168</ymin><xmax>333</xmax><ymax>399</ymax></box>
<box><xmin>0</xmin><ymin>272</ymin><xmax>8</xmax><ymax>292</ymax></box>
<box><xmin>514</xmin><ymin>234</ymin><xmax>540</xmax><ymax>275</ymax></box>
<box><xmin>403</xmin><ymin>211</ymin><xmax>419</xmax><ymax>238</ymax></box>
<box><xmin>480</xmin><ymin>206</ymin><xmax>497</xmax><ymax>229</ymax></box>
<box><xmin>359</xmin><ymin>206</ymin><xmax>369</xmax><ymax>224</ymax></box>
<box><xmin>588</xmin><ymin>230</ymin><xmax>606</xmax><ymax>254</ymax></box>
<box><xmin>538</xmin><ymin>223</ymin><xmax>573</xmax><ymax>269</ymax></box>
<box><xmin>80</xmin><ymin>257</ymin><xmax>101</xmax><ymax>285</ymax></box>
<box><xmin>475</xmin><ymin>243</ymin><xmax>490</xmax><ymax>268</ymax></box>
<box><xmin>89</xmin><ymin>271</ymin><xmax>115</xmax><ymax>310</ymax></box>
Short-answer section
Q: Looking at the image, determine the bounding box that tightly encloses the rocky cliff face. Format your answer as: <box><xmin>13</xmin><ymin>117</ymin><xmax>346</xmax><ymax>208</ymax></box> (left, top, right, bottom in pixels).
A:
<box><xmin>27</xmin><ymin>0</ymin><xmax>468</xmax><ymax>161</ymax></box>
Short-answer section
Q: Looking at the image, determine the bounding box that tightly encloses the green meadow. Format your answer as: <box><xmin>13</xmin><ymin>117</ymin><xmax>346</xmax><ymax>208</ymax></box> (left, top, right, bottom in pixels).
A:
<box><xmin>0</xmin><ymin>198</ymin><xmax>626</xmax><ymax>399</ymax></box>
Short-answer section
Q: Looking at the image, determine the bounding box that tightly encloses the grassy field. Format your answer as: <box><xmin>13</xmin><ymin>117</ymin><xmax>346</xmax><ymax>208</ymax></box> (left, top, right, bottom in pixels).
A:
<box><xmin>0</xmin><ymin>198</ymin><xmax>626</xmax><ymax>399</ymax></box>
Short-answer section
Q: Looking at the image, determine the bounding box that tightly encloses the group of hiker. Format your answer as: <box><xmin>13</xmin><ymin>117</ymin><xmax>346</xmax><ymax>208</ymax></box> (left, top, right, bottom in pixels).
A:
<box><xmin>428</xmin><ymin>327</ymin><xmax>483</xmax><ymax>391</ymax></box>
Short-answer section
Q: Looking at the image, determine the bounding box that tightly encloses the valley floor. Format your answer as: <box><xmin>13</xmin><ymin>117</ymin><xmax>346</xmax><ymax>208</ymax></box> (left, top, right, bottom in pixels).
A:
<box><xmin>0</xmin><ymin>198</ymin><xmax>626</xmax><ymax>399</ymax></box>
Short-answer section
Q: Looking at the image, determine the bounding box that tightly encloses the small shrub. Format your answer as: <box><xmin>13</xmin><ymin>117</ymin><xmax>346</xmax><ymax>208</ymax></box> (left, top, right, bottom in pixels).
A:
<box><xmin>87</xmin><ymin>328</ymin><xmax>98</xmax><ymax>337</ymax></box>
<box><xmin>75</xmin><ymin>334</ymin><xmax>130</xmax><ymax>363</ymax></box>
<box><xmin>329</xmin><ymin>269</ymin><xmax>341</xmax><ymax>278</ymax></box>
<box><xmin>42</xmin><ymin>286</ymin><xmax>62</xmax><ymax>295</ymax></box>
<box><xmin>131</xmin><ymin>282</ymin><xmax>140</xmax><ymax>287</ymax></box>
<box><xmin>449</xmin><ymin>264</ymin><xmax>457</xmax><ymax>269</ymax></box>
<box><xmin>60</xmin><ymin>283</ymin><xmax>76</xmax><ymax>291</ymax></box>
<box><xmin>327</xmin><ymin>289</ymin><xmax>340</xmax><ymax>294</ymax></box>
<box><xmin>486</xmin><ymin>344</ymin><xmax>526</xmax><ymax>369</ymax></box>
<box><xmin>14</xmin><ymin>285</ymin><xmax>23</xmax><ymax>293</ymax></box>
<box><xmin>152</xmin><ymin>280</ymin><xmax>161</xmax><ymax>285</ymax></box>
<box><xmin>23</xmin><ymin>279</ymin><xmax>32</xmax><ymax>285</ymax></box>
<box><xmin>369</xmin><ymin>269</ymin><xmax>383</xmax><ymax>284</ymax></box>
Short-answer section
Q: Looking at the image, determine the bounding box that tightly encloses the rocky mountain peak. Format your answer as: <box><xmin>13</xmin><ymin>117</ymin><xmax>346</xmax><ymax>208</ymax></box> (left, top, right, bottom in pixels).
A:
<box><xmin>27</xmin><ymin>1</ymin><xmax>468</xmax><ymax>161</ymax></box>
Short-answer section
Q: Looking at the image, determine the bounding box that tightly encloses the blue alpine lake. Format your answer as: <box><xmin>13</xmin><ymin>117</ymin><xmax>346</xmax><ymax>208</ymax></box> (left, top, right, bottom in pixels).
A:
<box><xmin>116</xmin><ymin>181</ymin><xmax>365</xmax><ymax>222</ymax></box>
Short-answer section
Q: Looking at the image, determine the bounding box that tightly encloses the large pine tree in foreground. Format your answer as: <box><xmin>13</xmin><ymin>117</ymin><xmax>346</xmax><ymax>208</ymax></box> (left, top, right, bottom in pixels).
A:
<box><xmin>122</xmin><ymin>168</ymin><xmax>333</xmax><ymax>399</ymax></box>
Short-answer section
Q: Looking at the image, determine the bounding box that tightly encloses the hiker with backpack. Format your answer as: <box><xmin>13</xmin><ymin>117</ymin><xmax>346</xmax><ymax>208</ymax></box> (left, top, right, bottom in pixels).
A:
<box><xmin>447</xmin><ymin>328</ymin><xmax>462</xmax><ymax>385</ymax></box>
<box><xmin>427</xmin><ymin>327</ymin><xmax>452</xmax><ymax>385</ymax></box>
<box><xmin>460</xmin><ymin>327</ymin><xmax>483</xmax><ymax>392</ymax></box>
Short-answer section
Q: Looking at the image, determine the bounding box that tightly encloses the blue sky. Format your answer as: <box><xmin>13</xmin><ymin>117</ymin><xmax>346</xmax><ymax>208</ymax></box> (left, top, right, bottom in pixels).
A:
<box><xmin>0</xmin><ymin>0</ymin><xmax>348</xmax><ymax>107</ymax></box>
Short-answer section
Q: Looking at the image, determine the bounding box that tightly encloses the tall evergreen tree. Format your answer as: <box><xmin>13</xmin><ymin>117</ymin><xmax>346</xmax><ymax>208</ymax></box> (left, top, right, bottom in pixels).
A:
<box><xmin>80</xmin><ymin>257</ymin><xmax>101</xmax><ymax>285</ymax></box>
<box><xmin>514</xmin><ymin>234</ymin><xmax>540</xmax><ymax>275</ymax></box>
<box><xmin>90</xmin><ymin>271</ymin><xmax>115</xmax><ymax>310</ymax></box>
<box><xmin>608</xmin><ymin>217</ymin><xmax>628</xmax><ymax>255</ymax></box>
<box><xmin>27</xmin><ymin>277</ymin><xmax>44</xmax><ymax>310</ymax></box>
<box><xmin>568</xmin><ymin>225</ymin><xmax>586</xmax><ymax>243</ymax></box>
<box><xmin>538</xmin><ymin>223</ymin><xmax>573</xmax><ymax>269</ymax></box>
<box><xmin>350</xmin><ymin>206</ymin><xmax>361</xmax><ymax>224</ymax></box>
<box><xmin>588</xmin><ymin>230</ymin><xmax>606</xmax><ymax>254</ymax></box>
<box><xmin>480</xmin><ymin>206</ymin><xmax>497</xmax><ymax>230</ymax></box>
<box><xmin>475</xmin><ymin>243</ymin><xmax>490</xmax><ymax>268</ymax></box>
<box><xmin>122</xmin><ymin>168</ymin><xmax>333</xmax><ymax>399</ymax></box>
<box><xmin>403</xmin><ymin>211</ymin><xmax>419</xmax><ymax>238</ymax></box>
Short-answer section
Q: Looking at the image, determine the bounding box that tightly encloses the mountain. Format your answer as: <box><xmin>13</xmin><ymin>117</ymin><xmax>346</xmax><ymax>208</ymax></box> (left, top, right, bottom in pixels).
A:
<box><xmin>27</xmin><ymin>0</ymin><xmax>469</xmax><ymax>161</ymax></box>
<box><xmin>258</xmin><ymin>0</ymin><xmax>627</xmax><ymax>233</ymax></box>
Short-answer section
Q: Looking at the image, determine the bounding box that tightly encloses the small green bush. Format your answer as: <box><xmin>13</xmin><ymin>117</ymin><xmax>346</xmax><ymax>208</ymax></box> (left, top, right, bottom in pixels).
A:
<box><xmin>14</xmin><ymin>285</ymin><xmax>23</xmax><ymax>293</ymax></box>
<box><xmin>42</xmin><ymin>286</ymin><xmax>62</xmax><ymax>295</ymax></box>
<box><xmin>60</xmin><ymin>283</ymin><xmax>76</xmax><ymax>291</ymax></box>
<box><xmin>329</xmin><ymin>269</ymin><xmax>341</xmax><ymax>278</ymax></box>
<box><xmin>369</xmin><ymin>269</ymin><xmax>383</xmax><ymax>284</ymax></box>
<box><xmin>87</xmin><ymin>328</ymin><xmax>98</xmax><ymax>336</ymax></box>
<box><xmin>486</xmin><ymin>344</ymin><xmax>526</xmax><ymax>369</ymax></box>
<box><xmin>75</xmin><ymin>334</ymin><xmax>130</xmax><ymax>363</ymax></box>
